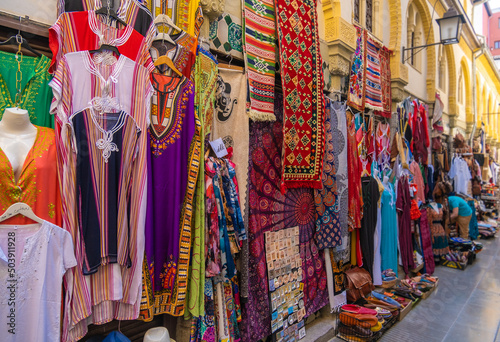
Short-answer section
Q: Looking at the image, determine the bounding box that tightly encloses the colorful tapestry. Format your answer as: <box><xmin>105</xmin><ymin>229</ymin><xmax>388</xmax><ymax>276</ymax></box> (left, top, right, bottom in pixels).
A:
<box><xmin>329</xmin><ymin>101</ymin><xmax>350</xmax><ymax>266</ymax></box>
<box><xmin>209</xmin><ymin>13</ymin><xmax>243</xmax><ymax>59</ymax></box>
<box><xmin>275</xmin><ymin>0</ymin><xmax>325</xmax><ymax>190</ymax></box>
<box><xmin>241</xmin><ymin>94</ymin><xmax>328</xmax><ymax>342</ymax></box>
<box><xmin>314</xmin><ymin>97</ymin><xmax>342</xmax><ymax>250</ymax></box>
<box><xmin>347</xmin><ymin>26</ymin><xmax>366</xmax><ymax>111</ymax></box>
<box><xmin>365</xmin><ymin>36</ymin><xmax>383</xmax><ymax>111</ymax></box>
<box><xmin>243</xmin><ymin>0</ymin><xmax>277</xmax><ymax>121</ymax></box>
<box><xmin>379</xmin><ymin>46</ymin><xmax>392</xmax><ymax>116</ymax></box>
<box><xmin>211</xmin><ymin>68</ymin><xmax>249</xmax><ymax>228</ymax></box>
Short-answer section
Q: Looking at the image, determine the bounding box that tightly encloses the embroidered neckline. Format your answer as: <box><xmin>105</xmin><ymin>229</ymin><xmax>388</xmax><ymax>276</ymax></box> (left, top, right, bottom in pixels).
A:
<box><xmin>89</xmin><ymin>108</ymin><xmax>128</xmax><ymax>163</ymax></box>
<box><xmin>88</xmin><ymin>10</ymin><xmax>133</xmax><ymax>47</ymax></box>
<box><xmin>82</xmin><ymin>51</ymin><xmax>127</xmax><ymax>96</ymax></box>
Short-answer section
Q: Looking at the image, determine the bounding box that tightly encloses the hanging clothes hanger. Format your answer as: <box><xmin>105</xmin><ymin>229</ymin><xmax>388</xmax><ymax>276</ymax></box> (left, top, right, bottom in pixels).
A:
<box><xmin>154</xmin><ymin>13</ymin><xmax>182</xmax><ymax>32</ymax></box>
<box><xmin>0</xmin><ymin>17</ymin><xmax>41</xmax><ymax>57</ymax></box>
<box><xmin>218</xmin><ymin>53</ymin><xmax>244</xmax><ymax>71</ymax></box>
<box><xmin>0</xmin><ymin>203</ymin><xmax>44</xmax><ymax>224</ymax></box>
<box><xmin>154</xmin><ymin>55</ymin><xmax>183</xmax><ymax>77</ymax></box>
<box><xmin>0</xmin><ymin>35</ymin><xmax>41</xmax><ymax>57</ymax></box>
<box><xmin>153</xmin><ymin>14</ymin><xmax>177</xmax><ymax>45</ymax></box>
<box><xmin>89</xmin><ymin>44</ymin><xmax>120</xmax><ymax>56</ymax></box>
<box><xmin>95</xmin><ymin>0</ymin><xmax>127</xmax><ymax>27</ymax></box>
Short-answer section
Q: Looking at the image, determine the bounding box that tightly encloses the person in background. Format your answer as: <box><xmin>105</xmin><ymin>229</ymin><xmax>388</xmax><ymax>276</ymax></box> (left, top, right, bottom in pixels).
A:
<box><xmin>448</xmin><ymin>195</ymin><xmax>472</xmax><ymax>239</ymax></box>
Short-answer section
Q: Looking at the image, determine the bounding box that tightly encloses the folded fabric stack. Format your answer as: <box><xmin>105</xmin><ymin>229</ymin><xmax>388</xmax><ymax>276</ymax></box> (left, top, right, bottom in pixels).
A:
<box><xmin>478</xmin><ymin>222</ymin><xmax>497</xmax><ymax>238</ymax></box>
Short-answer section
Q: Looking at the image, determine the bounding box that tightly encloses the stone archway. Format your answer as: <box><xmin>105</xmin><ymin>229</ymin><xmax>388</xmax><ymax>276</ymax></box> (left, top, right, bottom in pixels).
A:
<box><xmin>460</xmin><ymin>57</ymin><xmax>473</xmax><ymax>123</ymax></box>
<box><xmin>445</xmin><ymin>45</ymin><xmax>456</xmax><ymax>115</ymax></box>
<box><xmin>406</xmin><ymin>0</ymin><xmax>437</xmax><ymax>101</ymax></box>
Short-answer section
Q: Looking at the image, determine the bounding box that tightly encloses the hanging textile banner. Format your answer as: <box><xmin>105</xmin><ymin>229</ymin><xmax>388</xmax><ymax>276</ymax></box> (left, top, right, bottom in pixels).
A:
<box><xmin>241</xmin><ymin>94</ymin><xmax>328</xmax><ymax>342</ymax></box>
<box><xmin>365</xmin><ymin>36</ymin><xmax>384</xmax><ymax>112</ymax></box>
<box><xmin>211</xmin><ymin>68</ymin><xmax>250</xmax><ymax>223</ymax></box>
<box><xmin>347</xmin><ymin>26</ymin><xmax>366</xmax><ymax>111</ymax></box>
<box><xmin>379</xmin><ymin>46</ymin><xmax>392</xmax><ymax>116</ymax></box>
<box><xmin>243</xmin><ymin>0</ymin><xmax>277</xmax><ymax>121</ymax></box>
<box><xmin>275</xmin><ymin>0</ymin><xmax>325</xmax><ymax>190</ymax></box>
<box><xmin>314</xmin><ymin>98</ymin><xmax>342</xmax><ymax>250</ymax></box>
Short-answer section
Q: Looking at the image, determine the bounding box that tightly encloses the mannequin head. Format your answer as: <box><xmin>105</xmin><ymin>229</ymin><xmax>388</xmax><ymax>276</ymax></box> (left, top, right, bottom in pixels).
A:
<box><xmin>0</xmin><ymin>107</ymin><xmax>36</xmax><ymax>135</ymax></box>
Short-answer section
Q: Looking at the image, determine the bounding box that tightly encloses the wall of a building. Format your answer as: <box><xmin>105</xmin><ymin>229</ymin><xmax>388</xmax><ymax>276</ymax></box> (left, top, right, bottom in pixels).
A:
<box><xmin>488</xmin><ymin>12</ymin><xmax>500</xmax><ymax>57</ymax></box>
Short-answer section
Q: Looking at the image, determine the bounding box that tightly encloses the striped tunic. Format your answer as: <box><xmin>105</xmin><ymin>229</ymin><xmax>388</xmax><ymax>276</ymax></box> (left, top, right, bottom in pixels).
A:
<box><xmin>49</xmin><ymin>51</ymin><xmax>153</xmax><ymax>342</ymax></box>
<box><xmin>69</xmin><ymin>108</ymin><xmax>140</xmax><ymax>275</ymax></box>
<box><xmin>57</xmin><ymin>0</ymin><xmax>155</xmax><ymax>38</ymax></box>
<box><xmin>49</xmin><ymin>10</ymin><xmax>154</xmax><ymax>73</ymax></box>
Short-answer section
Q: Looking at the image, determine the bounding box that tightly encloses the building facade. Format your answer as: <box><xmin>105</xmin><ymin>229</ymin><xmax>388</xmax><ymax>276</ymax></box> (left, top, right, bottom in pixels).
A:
<box><xmin>318</xmin><ymin>0</ymin><xmax>500</xmax><ymax>158</ymax></box>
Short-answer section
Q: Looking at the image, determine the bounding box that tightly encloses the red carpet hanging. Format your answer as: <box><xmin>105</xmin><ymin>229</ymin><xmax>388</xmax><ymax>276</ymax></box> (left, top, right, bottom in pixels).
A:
<box><xmin>275</xmin><ymin>0</ymin><xmax>325</xmax><ymax>191</ymax></box>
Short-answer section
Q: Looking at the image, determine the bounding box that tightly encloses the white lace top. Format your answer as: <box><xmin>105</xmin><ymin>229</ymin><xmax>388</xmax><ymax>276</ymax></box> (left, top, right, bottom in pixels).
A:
<box><xmin>0</xmin><ymin>221</ymin><xmax>76</xmax><ymax>341</ymax></box>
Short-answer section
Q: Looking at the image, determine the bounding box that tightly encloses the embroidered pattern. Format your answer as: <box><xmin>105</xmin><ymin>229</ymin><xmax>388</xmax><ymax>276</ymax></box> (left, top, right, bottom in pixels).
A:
<box><xmin>244</xmin><ymin>0</ymin><xmax>277</xmax><ymax>121</ymax></box>
<box><xmin>347</xmin><ymin>26</ymin><xmax>366</xmax><ymax>111</ymax></box>
<box><xmin>275</xmin><ymin>0</ymin><xmax>325</xmax><ymax>190</ymax></box>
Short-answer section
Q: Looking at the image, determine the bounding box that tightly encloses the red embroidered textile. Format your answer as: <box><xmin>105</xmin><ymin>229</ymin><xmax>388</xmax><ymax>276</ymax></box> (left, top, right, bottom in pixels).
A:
<box><xmin>275</xmin><ymin>0</ymin><xmax>325</xmax><ymax>190</ymax></box>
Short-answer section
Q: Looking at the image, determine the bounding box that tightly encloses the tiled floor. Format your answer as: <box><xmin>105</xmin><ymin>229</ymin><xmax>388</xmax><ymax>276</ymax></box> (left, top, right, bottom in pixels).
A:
<box><xmin>379</xmin><ymin>235</ymin><xmax>500</xmax><ymax>342</ymax></box>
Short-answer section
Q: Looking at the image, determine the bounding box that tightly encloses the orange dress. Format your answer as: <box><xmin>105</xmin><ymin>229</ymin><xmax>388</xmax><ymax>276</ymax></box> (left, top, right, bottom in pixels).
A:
<box><xmin>0</xmin><ymin>126</ymin><xmax>61</xmax><ymax>225</ymax></box>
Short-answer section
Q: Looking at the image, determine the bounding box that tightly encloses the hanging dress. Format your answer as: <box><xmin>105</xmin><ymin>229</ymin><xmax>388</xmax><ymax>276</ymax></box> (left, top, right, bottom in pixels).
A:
<box><xmin>397</xmin><ymin>177</ymin><xmax>415</xmax><ymax>274</ymax></box>
<box><xmin>380</xmin><ymin>182</ymin><xmax>398</xmax><ymax>276</ymax></box>
<box><xmin>57</xmin><ymin>0</ymin><xmax>155</xmax><ymax>38</ymax></box>
<box><xmin>50</xmin><ymin>51</ymin><xmax>153</xmax><ymax>342</ymax></box>
<box><xmin>426</xmin><ymin>204</ymin><xmax>449</xmax><ymax>256</ymax></box>
<box><xmin>69</xmin><ymin>108</ymin><xmax>140</xmax><ymax>274</ymax></box>
<box><xmin>375</xmin><ymin>122</ymin><xmax>390</xmax><ymax>171</ymax></box>
<box><xmin>143</xmin><ymin>72</ymin><xmax>200</xmax><ymax>317</ymax></box>
<box><xmin>360</xmin><ymin>176</ymin><xmax>380</xmax><ymax>278</ymax></box>
<box><xmin>49</xmin><ymin>10</ymin><xmax>153</xmax><ymax>73</ymax></box>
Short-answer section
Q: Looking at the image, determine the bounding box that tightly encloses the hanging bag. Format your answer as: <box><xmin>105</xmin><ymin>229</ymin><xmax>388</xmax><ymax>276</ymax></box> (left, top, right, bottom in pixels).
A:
<box><xmin>344</xmin><ymin>267</ymin><xmax>375</xmax><ymax>302</ymax></box>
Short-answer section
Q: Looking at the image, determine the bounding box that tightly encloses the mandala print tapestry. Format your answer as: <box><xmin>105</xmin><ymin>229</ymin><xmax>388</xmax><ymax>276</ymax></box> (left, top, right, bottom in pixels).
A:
<box><xmin>243</xmin><ymin>0</ymin><xmax>277</xmax><ymax>121</ymax></box>
<box><xmin>314</xmin><ymin>97</ymin><xmax>342</xmax><ymax>250</ymax></box>
<box><xmin>347</xmin><ymin>26</ymin><xmax>366</xmax><ymax>111</ymax></box>
<box><xmin>276</xmin><ymin>0</ymin><xmax>325</xmax><ymax>190</ymax></box>
<box><xmin>240</xmin><ymin>94</ymin><xmax>328</xmax><ymax>342</ymax></box>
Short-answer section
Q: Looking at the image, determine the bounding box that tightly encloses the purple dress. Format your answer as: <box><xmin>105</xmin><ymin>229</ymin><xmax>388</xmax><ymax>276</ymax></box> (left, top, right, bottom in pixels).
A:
<box><xmin>145</xmin><ymin>72</ymin><xmax>200</xmax><ymax>316</ymax></box>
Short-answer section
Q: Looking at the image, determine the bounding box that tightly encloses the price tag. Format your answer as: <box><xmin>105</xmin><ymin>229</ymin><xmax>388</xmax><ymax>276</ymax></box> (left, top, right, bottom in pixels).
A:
<box><xmin>209</xmin><ymin>138</ymin><xmax>228</xmax><ymax>158</ymax></box>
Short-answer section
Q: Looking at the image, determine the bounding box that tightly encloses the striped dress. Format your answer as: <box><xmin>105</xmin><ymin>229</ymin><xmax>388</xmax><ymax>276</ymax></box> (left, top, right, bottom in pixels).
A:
<box><xmin>69</xmin><ymin>108</ymin><xmax>140</xmax><ymax>275</ymax></box>
<box><xmin>49</xmin><ymin>10</ymin><xmax>154</xmax><ymax>73</ymax></box>
<box><xmin>49</xmin><ymin>51</ymin><xmax>153</xmax><ymax>342</ymax></box>
<box><xmin>57</xmin><ymin>0</ymin><xmax>155</xmax><ymax>38</ymax></box>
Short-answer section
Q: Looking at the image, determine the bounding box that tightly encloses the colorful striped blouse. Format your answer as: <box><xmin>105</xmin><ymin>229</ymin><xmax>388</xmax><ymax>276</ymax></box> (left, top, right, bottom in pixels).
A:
<box><xmin>69</xmin><ymin>108</ymin><xmax>140</xmax><ymax>275</ymax></box>
<box><xmin>50</xmin><ymin>51</ymin><xmax>152</xmax><ymax>342</ymax></box>
<box><xmin>49</xmin><ymin>10</ymin><xmax>154</xmax><ymax>73</ymax></box>
<box><xmin>57</xmin><ymin>0</ymin><xmax>154</xmax><ymax>38</ymax></box>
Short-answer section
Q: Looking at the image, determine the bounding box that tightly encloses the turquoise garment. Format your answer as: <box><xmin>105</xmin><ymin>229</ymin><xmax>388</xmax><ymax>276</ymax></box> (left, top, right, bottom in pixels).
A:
<box><xmin>467</xmin><ymin>200</ymin><xmax>478</xmax><ymax>240</ymax></box>
<box><xmin>380</xmin><ymin>182</ymin><xmax>398</xmax><ymax>277</ymax></box>
<box><xmin>448</xmin><ymin>196</ymin><xmax>472</xmax><ymax>217</ymax></box>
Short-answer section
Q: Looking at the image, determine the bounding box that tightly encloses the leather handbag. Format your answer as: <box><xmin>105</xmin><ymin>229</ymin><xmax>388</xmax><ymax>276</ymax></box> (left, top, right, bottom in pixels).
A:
<box><xmin>344</xmin><ymin>267</ymin><xmax>375</xmax><ymax>302</ymax></box>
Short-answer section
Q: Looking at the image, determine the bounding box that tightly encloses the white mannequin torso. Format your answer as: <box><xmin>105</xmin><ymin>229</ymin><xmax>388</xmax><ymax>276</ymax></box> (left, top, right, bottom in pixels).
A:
<box><xmin>0</xmin><ymin>108</ymin><xmax>37</xmax><ymax>182</ymax></box>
